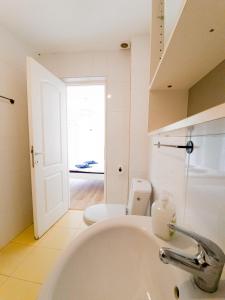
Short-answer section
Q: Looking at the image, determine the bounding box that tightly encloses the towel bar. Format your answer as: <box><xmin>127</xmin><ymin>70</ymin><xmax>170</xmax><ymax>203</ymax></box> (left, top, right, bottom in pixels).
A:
<box><xmin>154</xmin><ymin>140</ymin><xmax>194</xmax><ymax>154</ymax></box>
<box><xmin>0</xmin><ymin>95</ymin><xmax>15</xmax><ymax>104</ymax></box>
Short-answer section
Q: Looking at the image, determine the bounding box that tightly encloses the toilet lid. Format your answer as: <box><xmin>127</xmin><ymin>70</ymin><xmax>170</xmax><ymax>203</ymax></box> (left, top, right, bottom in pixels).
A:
<box><xmin>84</xmin><ymin>204</ymin><xmax>126</xmax><ymax>225</ymax></box>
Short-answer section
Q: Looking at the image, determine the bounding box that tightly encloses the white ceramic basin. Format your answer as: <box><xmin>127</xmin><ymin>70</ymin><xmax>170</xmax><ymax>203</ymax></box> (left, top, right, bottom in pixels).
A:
<box><xmin>38</xmin><ymin>216</ymin><xmax>225</xmax><ymax>300</ymax></box>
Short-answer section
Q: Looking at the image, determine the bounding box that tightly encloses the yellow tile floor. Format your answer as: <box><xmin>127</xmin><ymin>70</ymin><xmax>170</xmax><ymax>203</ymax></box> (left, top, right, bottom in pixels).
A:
<box><xmin>0</xmin><ymin>210</ymin><xmax>88</xmax><ymax>300</ymax></box>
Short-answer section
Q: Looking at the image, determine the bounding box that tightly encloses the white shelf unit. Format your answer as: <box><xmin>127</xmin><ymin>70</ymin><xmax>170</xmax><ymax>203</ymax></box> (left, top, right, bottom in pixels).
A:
<box><xmin>148</xmin><ymin>0</ymin><xmax>225</xmax><ymax>132</ymax></box>
<box><xmin>149</xmin><ymin>102</ymin><xmax>225</xmax><ymax>136</ymax></box>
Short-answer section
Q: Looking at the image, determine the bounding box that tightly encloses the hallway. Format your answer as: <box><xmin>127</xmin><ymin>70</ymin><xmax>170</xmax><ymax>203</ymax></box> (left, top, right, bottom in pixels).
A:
<box><xmin>70</xmin><ymin>178</ymin><xmax>104</xmax><ymax>210</ymax></box>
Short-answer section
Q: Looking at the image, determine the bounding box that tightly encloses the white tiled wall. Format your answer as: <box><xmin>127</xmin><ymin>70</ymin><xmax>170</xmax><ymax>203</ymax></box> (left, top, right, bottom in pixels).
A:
<box><xmin>148</xmin><ymin>118</ymin><xmax>225</xmax><ymax>251</ymax></box>
<box><xmin>185</xmin><ymin>131</ymin><xmax>225</xmax><ymax>250</ymax></box>
<box><xmin>148</xmin><ymin>133</ymin><xmax>188</xmax><ymax>224</ymax></box>
<box><xmin>0</xmin><ymin>26</ymin><xmax>34</xmax><ymax>247</ymax></box>
<box><xmin>129</xmin><ymin>35</ymin><xmax>150</xmax><ymax>182</ymax></box>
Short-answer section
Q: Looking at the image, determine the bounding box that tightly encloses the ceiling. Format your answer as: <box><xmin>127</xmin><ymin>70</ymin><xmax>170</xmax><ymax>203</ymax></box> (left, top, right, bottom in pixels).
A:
<box><xmin>0</xmin><ymin>0</ymin><xmax>150</xmax><ymax>53</ymax></box>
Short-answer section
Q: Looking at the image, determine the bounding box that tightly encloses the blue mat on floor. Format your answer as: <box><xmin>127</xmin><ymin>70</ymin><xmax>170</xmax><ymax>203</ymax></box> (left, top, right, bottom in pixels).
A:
<box><xmin>84</xmin><ymin>160</ymin><xmax>98</xmax><ymax>165</ymax></box>
<box><xmin>75</xmin><ymin>163</ymin><xmax>92</xmax><ymax>169</ymax></box>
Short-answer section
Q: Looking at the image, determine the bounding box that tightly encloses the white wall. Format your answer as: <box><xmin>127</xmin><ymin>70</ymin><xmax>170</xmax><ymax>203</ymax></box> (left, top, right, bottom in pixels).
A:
<box><xmin>129</xmin><ymin>35</ymin><xmax>150</xmax><ymax>181</ymax></box>
<box><xmin>0</xmin><ymin>26</ymin><xmax>34</xmax><ymax>248</ymax></box>
<box><xmin>148</xmin><ymin>132</ymin><xmax>187</xmax><ymax>223</ymax></box>
<box><xmin>148</xmin><ymin>118</ymin><xmax>225</xmax><ymax>252</ymax></box>
<box><xmin>39</xmin><ymin>51</ymin><xmax>131</xmax><ymax>204</ymax></box>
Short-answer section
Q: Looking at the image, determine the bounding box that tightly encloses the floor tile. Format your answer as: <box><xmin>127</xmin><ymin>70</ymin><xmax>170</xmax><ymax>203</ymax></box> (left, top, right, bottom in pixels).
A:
<box><xmin>0</xmin><ymin>243</ymin><xmax>33</xmax><ymax>276</ymax></box>
<box><xmin>0</xmin><ymin>275</ymin><xmax>8</xmax><ymax>287</ymax></box>
<box><xmin>12</xmin><ymin>247</ymin><xmax>61</xmax><ymax>284</ymax></box>
<box><xmin>13</xmin><ymin>226</ymin><xmax>39</xmax><ymax>246</ymax></box>
<box><xmin>55</xmin><ymin>210</ymin><xmax>85</xmax><ymax>228</ymax></box>
<box><xmin>37</xmin><ymin>226</ymin><xmax>81</xmax><ymax>250</ymax></box>
<box><xmin>0</xmin><ymin>278</ymin><xmax>40</xmax><ymax>300</ymax></box>
<box><xmin>0</xmin><ymin>210</ymin><xmax>89</xmax><ymax>296</ymax></box>
<box><xmin>80</xmin><ymin>219</ymin><xmax>89</xmax><ymax>229</ymax></box>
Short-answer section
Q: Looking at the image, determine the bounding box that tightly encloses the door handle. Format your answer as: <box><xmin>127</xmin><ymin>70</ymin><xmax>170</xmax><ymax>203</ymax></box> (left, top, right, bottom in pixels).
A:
<box><xmin>31</xmin><ymin>146</ymin><xmax>35</xmax><ymax>168</ymax></box>
<box><xmin>31</xmin><ymin>146</ymin><xmax>43</xmax><ymax>168</ymax></box>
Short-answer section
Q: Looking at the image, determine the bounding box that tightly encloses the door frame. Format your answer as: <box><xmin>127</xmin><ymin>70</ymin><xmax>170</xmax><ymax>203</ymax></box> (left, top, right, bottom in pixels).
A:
<box><xmin>64</xmin><ymin>77</ymin><xmax>107</xmax><ymax>204</ymax></box>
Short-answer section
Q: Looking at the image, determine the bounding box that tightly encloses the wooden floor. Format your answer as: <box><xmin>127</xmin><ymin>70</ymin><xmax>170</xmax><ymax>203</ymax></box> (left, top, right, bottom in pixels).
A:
<box><xmin>70</xmin><ymin>178</ymin><xmax>104</xmax><ymax>210</ymax></box>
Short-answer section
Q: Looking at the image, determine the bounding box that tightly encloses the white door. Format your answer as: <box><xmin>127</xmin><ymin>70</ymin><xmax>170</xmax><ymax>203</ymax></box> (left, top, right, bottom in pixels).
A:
<box><xmin>27</xmin><ymin>57</ymin><xmax>69</xmax><ymax>239</ymax></box>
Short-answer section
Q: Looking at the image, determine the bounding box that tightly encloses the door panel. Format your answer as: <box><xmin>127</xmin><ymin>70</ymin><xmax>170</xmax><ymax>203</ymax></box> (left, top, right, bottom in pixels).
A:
<box><xmin>41</xmin><ymin>82</ymin><xmax>62</xmax><ymax>166</ymax></box>
<box><xmin>27</xmin><ymin>57</ymin><xmax>69</xmax><ymax>238</ymax></box>
<box><xmin>44</xmin><ymin>172</ymin><xmax>63</xmax><ymax>213</ymax></box>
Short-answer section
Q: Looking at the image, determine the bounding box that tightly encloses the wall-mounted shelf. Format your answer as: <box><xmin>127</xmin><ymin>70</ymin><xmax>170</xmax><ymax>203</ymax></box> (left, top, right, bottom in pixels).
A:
<box><xmin>149</xmin><ymin>0</ymin><xmax>225</xmax><ymax>91</ymax></box>
<box><xmin>148</xmin><ymin>102</ymin><xmax>225</xmax><ymax>136</ymax></box>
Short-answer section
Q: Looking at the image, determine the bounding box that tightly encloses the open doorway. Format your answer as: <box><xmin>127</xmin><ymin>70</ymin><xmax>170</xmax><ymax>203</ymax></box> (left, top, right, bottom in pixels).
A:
<box><xmin>67</xmin><ymin>80</ymin><xmax>105</xmax><ymax>210</ymax></box>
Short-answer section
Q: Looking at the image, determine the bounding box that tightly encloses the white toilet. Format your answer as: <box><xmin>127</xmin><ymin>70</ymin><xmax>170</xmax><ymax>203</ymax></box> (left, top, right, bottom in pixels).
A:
<box><xmin>84</xmin><ymin>178</ymin><xmax>152</xmax><ymax>225</ymax></box>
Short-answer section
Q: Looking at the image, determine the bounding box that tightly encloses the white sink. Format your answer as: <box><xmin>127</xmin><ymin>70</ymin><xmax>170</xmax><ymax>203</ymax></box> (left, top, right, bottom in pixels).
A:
<box><xmin>38</xmin><ymin>216</ymin><xmax>225</xmax><ymax>300</ymax></box>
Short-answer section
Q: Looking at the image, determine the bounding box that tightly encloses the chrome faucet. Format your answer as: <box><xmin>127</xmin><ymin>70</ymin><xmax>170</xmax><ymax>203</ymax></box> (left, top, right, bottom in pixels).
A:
<box><xmin>159</xmin><ymin>223</ymin><xmax>225</xmax><ymax>293</ymax></box>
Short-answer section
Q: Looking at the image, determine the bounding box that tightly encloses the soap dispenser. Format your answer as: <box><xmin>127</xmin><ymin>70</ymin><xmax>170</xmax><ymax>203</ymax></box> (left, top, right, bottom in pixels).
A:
<box><xmin>151</xmin><ymin>192</ymin><xmax>176</xmax><ymax>241</ymax></box>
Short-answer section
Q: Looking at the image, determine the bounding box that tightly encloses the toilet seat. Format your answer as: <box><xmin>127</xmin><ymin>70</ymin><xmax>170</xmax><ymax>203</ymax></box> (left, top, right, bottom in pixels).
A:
<box><xmin>84</xmin><ymin>178</ymin><xmax>152</xmax><ymax>225</ymax></box>
<box><xmin>84</xmin><ymin>203</ymin><xmax>126</xmax><ymax>225</ymax></box>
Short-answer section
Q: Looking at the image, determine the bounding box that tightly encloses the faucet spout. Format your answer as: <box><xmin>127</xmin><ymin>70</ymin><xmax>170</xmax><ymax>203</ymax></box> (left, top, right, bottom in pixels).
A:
<box><xmin>160</xmin><ymin>247</ymin><xmax>204</xmax><ymax>275</ymax></box>
<box><xmin>159</xmin><ymin>224</ymin><xmax>225</xmax><ymax>293</ymax></box>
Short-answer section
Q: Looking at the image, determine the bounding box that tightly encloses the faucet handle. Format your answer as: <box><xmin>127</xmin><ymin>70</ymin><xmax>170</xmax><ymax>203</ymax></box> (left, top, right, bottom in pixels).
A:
<box><xmin>168</xmin><ymin>223</ymin><xmax>225</xmax><ymax>263</ymax></box>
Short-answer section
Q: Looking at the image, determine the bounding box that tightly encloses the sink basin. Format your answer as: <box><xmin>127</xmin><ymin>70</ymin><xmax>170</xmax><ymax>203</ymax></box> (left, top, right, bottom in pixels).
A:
<box><xmin>38</xmin><ymin>216</ymin><xmax>225</xmax><ymax>300</ymax></box>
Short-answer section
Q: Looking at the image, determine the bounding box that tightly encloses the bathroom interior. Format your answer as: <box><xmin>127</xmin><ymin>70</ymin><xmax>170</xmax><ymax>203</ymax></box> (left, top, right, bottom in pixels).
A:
<box><xmin>0</xmin><ymin>0</ymin><xmax>225</xmax><ymax>299</ymax></box>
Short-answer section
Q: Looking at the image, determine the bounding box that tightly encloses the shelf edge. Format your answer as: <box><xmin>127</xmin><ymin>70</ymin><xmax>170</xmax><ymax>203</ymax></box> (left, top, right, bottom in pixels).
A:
<box><xmin>148</xmin><ymin>103</ymin><xmax>225</xmax><ymax>136</ymax></box>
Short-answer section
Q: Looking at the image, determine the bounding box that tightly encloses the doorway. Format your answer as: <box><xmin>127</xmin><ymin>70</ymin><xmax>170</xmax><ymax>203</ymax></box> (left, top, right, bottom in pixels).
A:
<box><xmin>67</xmin><ymin>81</ymin><xmax>106</xmax><ymax>210</ymax></box>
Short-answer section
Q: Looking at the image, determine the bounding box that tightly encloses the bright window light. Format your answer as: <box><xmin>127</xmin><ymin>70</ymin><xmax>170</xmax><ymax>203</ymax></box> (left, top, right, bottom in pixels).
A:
<box><xmin>67</xmin><ymin>84</ymin><xmax>105</xmax><ymax>173</ymax></box>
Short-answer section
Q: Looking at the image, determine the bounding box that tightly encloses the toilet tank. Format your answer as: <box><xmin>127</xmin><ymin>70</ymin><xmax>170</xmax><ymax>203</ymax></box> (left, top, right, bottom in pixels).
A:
<box><xmin>127</xmin><ymin>178</ymin><xmax>152</xmax><ymax>215</ymax></box>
